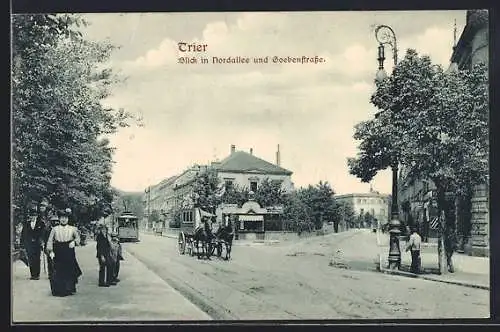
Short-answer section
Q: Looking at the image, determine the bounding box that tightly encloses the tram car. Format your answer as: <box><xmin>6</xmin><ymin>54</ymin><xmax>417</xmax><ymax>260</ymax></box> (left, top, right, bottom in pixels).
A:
<box><xmin>116</xmin><ymin>211</ymin><xmax>140</xmax><ymax>242</ymax></box>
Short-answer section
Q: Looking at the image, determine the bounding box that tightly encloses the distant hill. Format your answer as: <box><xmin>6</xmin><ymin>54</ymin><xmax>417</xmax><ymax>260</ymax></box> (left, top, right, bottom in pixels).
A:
<box><xmin>112</xmin><ymin>188</ymin><xmax>144</xmax><ymax>219</ymax></box>
<box><xmin>112</xmin><ymin>187</ymin><xmax>144</xmax><ymax>197</ymax></box>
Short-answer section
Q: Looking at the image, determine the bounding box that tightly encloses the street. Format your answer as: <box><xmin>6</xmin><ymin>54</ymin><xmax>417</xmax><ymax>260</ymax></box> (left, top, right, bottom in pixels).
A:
<box><xmin>124</xmin><ymin>230</ymin><xmax>489</xmax><ymax>320</ymax></box>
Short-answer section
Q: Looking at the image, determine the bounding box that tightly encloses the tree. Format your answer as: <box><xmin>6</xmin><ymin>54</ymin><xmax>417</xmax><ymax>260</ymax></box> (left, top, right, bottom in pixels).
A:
<box><xmin>292</xmin><ymin>181</ymin><xmax>337</xmax><ymax>231</ymax></box>
<box><xmin>315</xmin><ymin>181</ymin><xmax>339</xmax><ymax>226</ymax></box>
<box><xmin>12</xmin><ymin>14</ymin><xmax>133</xmax><ymax>226</ymax></box>
<box><xmin>113</xmin><ymin>191</ymin><xmax>145</xmax><ymax>220</ymax></box>
<box><xmin>221</xmin><ymin>183</ymin><xmax>249</xmax><ymax>206</ymax></box>
<box><xmin>282</xmin><ymin>191</ymin><xmax>313</xmax><ymax>233</ymax></box>
<box><xmin>349</xmin><ymin>49</ymin><xmax>488</xmax><ymax>274</ymax></box>
<box><xmin>254</xmin><ymin>178</ymin><xmax>285</xmax><ymax>207</ymax></box>
<box><xmin>364</xmin><ymin>211</ymin><xmax>375</xmax><ymax>229</ymax></box>
<box><xmin>191</xmin><ymin>168</ymin><xmax>222</xmax><ymax>214</ymax></box>
<box><xmin>343</xmin><ymin>203</ymin><xmax>356</xmax><ymax>230</ymax></box>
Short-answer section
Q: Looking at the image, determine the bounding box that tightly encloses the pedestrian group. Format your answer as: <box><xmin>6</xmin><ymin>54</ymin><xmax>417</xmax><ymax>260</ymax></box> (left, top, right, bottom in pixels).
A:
<box><xmin>19</xmin><ymin>200</ymin><xmax>124</xmax><ymax>297</ymax></box>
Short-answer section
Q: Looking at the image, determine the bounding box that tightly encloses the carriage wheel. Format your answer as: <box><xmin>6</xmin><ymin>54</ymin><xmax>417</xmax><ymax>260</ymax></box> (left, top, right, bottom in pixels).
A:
<box><xmin>178</xmin><ymin>232</ymin><xmax>186</xmax><ymax>255</ymax></box>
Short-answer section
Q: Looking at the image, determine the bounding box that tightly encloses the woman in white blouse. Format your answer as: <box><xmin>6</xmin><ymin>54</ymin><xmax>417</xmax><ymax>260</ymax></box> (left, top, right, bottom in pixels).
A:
<box><xmin>46</xmin><ymin>209</ymin><xmax>83</xmax><ymax>296</ymax></box>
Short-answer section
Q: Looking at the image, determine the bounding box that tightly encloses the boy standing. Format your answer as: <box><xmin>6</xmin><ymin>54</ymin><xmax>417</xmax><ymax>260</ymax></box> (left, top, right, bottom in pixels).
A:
<box><xmin>109</xmin><ymin>232</ymin><xmax>124</xmax><ymax>283</ymax></box>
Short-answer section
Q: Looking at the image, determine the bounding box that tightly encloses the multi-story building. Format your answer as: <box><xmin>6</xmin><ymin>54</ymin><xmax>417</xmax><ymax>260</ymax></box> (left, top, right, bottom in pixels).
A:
<box><xmin>212</xmin><ymin>144</ymin><xmax>294</xmax><ymax>193</ymax></box>
<box><xmin>398</xmin><ymin>9</ymin><xmax>489</xmax><ymax>256</ymax></box>
<box><xmin>335</xmin><ymin>189</ymin><xmax>391</xmax><ymax>228</ymax></box>
<box><xmin>143</xmin><ymin>144</ymin><xmax>293</xmax><ymax>229</ymax></box>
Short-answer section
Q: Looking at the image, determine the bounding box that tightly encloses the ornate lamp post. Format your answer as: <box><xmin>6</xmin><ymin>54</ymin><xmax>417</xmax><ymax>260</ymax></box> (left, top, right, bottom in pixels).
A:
<box><xmin>374</xmin><ymin>24</ymin><xmax>401</xmax><ymax>270</ymax></box>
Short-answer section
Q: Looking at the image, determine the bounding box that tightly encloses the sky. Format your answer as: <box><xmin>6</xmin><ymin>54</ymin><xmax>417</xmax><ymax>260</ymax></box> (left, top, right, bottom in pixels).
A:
<box><xmin>80</xmin><ymin>10</ymin><xmax>467</xmax><ymax>195</ymax></box>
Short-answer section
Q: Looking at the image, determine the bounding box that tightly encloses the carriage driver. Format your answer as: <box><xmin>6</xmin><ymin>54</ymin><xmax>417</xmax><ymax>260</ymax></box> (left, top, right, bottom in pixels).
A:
<box><xmin>211</xmin><ymin>218</ymin><xmax>221</xmax><ymax>237</ymax></box>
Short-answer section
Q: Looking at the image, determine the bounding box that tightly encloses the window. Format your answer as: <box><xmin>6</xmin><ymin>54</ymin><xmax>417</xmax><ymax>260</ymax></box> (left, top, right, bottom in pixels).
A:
<box><xmin>225</xmin><ymin>180</ymin><xmax>233</xmax><ymax>190</ymax></box>
<box><xmin>360</xmin><ymin>208</ymin><xmax>364</xmax><ymax>215</ymax></box>
<box><xmin>357</xmin><ymin>199</ymin><xmax>361</xmax><ymax>204</ymax></box>
<box><xmin>250</xmin><ymin>181</ymin><xmax>258</xmax><ymax>192</ymax></box>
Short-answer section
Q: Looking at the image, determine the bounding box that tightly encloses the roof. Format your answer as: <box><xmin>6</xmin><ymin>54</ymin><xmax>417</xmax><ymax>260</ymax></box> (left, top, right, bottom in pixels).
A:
<box><xmin>335</xmin><ymin>192</ymin><xmax>390</xmax><ymax>200</ymax></box>
<box><xmin>450</xmin><ymin>10</ymin><xmax>488</xmax><ymax>66</ymax></box>
<box><xmin>214</xmin><ymin>151</ymin><xmax>293</xmax><ymax>176</ymax></box>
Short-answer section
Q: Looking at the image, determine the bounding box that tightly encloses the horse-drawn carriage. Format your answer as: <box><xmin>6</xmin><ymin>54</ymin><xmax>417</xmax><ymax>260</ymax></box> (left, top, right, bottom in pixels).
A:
<box><xmin>177</xmin><ymin>208</ymin><xmax>234</xmax><ymax>260</ymax></box>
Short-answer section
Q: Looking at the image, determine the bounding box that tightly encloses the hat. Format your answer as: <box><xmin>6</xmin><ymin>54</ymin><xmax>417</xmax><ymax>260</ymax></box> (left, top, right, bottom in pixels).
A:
<box><xmin>57</xmin><ymin>209</ymin><xmax>71</xmax><ymax>217</ymax></box>
<box><xmin>28</xmin><ymin>205</ymin><xmax>38</xmax><ymax>215</ymax></box>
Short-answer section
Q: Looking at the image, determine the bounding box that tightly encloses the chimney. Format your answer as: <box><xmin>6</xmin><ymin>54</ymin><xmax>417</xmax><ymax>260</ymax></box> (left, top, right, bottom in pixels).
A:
<box><xmin>276</xmin><ymin>144</ymin><xmax>281</xmax><ymax>166</ymax></box>
<box><xmin>250</xmin><ymin>148</ymin><xmax>253</xmax><ymax>155</ymax></box>
<box><xmin>230</xmin><ymin>144</ymin><xmax>235</xmax><ymax>154</ymax></box>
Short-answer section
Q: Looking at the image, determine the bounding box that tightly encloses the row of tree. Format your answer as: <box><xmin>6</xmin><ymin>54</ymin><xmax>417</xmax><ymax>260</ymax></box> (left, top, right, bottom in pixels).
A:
<box><xmin>179</xmin><ymin>170</ymin><xmax>344</xmax><ymax>232</ymax></box>
<box><xmin>348</xmin><ymin>49</ymin><xmax>488</xmax><ymax>273</ymax></box>
<box><xmin>12</xmin><ymin>14</ymin><xmax>132</xmax><ymax>225</ymax></box>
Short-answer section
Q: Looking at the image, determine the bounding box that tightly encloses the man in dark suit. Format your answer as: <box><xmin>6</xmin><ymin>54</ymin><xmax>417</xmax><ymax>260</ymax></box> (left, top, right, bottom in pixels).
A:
<box><xmin>22</xmin><ymin>204</ymin><xmax>46</xmax><ymax>280</ymax></box>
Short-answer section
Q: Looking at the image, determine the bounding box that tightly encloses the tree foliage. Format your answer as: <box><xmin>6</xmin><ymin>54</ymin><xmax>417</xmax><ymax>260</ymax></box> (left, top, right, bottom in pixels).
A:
<box><xmin>348</xmin><ymin>48</ymin><xmax>488</xmax><ymax>270</ymax></box>
<box><xmin>282</xmin><ymin>191</ymin><xmax>313</xmax><ymax>232</ymax></box>
<box><xmin>221</xmin><ymin>183</ymin><xmax>249</xmax><ymax>206</ymax></box>
<box><xmin>254</xmin><ymin>178</ymin><xmax>285</xmax><ymax>207</ymax></box>
<box><xmin>191</xmin><ymin>168</ymin><xmax>222</xmax><ymax>214</ymax></box>
<box><xmin>336</xmin><ymin>202</ymin><xmax>356</xmax><ymax>230</ymax></box>
<box><xmin>113</xmin><ymin>191</ymin><xmax>144</xmax><ymax>220</ymax></box>
<box><xmin>282</xmin><ymin>181</ymin><xmax>338</xmax><ymax>231</ymax></box>
<box><xmin>12</xmin><ymin>14</ymin><xmax>132</xmax><ymax>224</ymax></box>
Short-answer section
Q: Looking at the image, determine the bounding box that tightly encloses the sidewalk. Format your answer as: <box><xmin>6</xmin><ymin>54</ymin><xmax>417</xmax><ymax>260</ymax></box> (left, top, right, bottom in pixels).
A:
<box><xmin>12</xmin><ymin>240</ymin><xmax>212</xmax><ymax>322</ymax></box>
<box><xmin>377</xmin><ymin>233</ymin><xmax>490</xmax><ymax>290</ymax></box>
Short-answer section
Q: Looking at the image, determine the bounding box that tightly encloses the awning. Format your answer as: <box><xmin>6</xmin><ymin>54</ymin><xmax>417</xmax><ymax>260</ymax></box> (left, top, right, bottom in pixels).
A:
<box><xmin>199</xmin><ymin>209</ymin><xmax>216</xmax><ymax>217</ymax></box>
<box><xmin>239</xmin><ymin>215</ymin><xmax>264</xmax><ymax>222</ymax></box>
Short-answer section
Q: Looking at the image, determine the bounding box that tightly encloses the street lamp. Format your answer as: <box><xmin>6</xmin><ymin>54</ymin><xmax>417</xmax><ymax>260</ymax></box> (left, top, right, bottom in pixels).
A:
<box><xmin>374</xmin><ymin>24</ymin><xmax>402</xmax><ymax>270</ymax></box>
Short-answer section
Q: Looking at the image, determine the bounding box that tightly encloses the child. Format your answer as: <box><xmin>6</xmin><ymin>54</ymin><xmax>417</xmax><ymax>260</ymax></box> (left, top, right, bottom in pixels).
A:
<box><xmin>109</xmin><ymin>232</ymin><xmax>124</xmax><ymax>283</ymax></box>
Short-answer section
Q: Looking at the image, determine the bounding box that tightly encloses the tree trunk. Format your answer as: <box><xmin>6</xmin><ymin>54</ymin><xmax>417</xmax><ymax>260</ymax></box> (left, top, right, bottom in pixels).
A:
<box><xmin>436</xmin><ymin>187</ymin><xmax>448</xmax><ymax>275</ymax></box>
<box><xmin>436</xmin><ymin>184</ymin><xmax>457</xmax><ymax>274</ymax></box>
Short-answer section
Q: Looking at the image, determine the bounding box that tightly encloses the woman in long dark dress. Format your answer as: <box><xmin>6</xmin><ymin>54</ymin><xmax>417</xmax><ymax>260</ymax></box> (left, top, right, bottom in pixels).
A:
<box><xmin>46</xmin><ymin>209</ymin><xmax>82</xmax><ymax>296</ymax></box>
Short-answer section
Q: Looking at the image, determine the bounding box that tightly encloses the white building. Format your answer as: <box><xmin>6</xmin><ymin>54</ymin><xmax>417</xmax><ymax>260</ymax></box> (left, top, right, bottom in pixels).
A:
<box><xmin>212</xmin><ymin>144</ymin><xmax>294</xmax><ymax>193</ymax></box>
<box><xmin>335</xmin><ymin>189</ymin><xmax>391</xmax><ymax>227</ymax></box>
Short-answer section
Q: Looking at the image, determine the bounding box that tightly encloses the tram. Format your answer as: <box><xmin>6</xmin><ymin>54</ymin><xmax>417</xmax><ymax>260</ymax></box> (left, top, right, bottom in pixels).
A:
<box><xmin>116</xmin><ymin>211</ymin><xmax>140</xmax><ymax>242</ymax></box>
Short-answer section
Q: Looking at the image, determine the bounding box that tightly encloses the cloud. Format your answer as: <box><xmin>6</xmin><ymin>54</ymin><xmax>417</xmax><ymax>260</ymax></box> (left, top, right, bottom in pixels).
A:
<box><xmin>127</xmin><ymin>38</ymin><xmax>179</xmax><ymax>68</ymax></box>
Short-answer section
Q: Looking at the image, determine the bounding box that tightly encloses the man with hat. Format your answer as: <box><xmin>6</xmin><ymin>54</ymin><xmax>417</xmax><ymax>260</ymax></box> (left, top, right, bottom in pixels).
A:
<box><xmin>21</xmin><ymin>203</ymin><xmax>46</xmax><ymax>280</ymax></box>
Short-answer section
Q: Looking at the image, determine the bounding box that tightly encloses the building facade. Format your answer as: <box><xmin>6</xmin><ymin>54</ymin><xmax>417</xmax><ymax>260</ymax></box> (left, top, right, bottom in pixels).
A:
<box><xmin>143</xmin><ymin>144</ymin><xmax>293</xmax><ymax>230</ymax></box>
<box><xmin>335</xmin><ymin>189</ymin><xmax>391</xmax><ymax>228</ymax></box>
<box><xmin>398</xmin><ymin>9</ymin><xmax>489</xmax><ymax>256</ymax></box>
<box><xmin>213</xmin><ymin>144</ymin><xmax>294</xmax><ymax>193</ymax></box>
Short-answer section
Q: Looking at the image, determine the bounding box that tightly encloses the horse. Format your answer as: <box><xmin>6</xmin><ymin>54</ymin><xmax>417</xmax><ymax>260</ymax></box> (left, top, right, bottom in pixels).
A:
<box><xmin>215</xmin><ymin>222</ymin><xmax>234</xmax><ymax>260</ymax></box>
<box><xmin>193</xmin><ymin>219</ymin><xmax>213</xmax><ymax>259</ymax></box>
